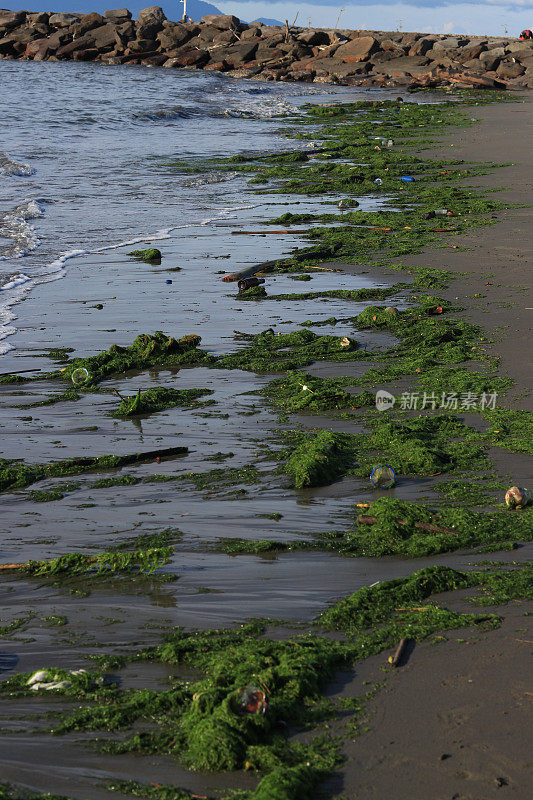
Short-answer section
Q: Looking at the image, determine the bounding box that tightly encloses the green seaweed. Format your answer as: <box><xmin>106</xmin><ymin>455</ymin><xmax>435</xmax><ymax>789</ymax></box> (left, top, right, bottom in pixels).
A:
<box><xmin>59</xmin><ymin>332</ymin><xmax>213</xmax><ymax>387</ymax></box>
<box><xmin>0</xmin><ymin>446</ymin><xmax>187</xmax><ymax>495</ymax></box>
<box><xmin>112</xmin><ymin>386</ymin><xmax>212</xmax><ymax>417</ymax></box>
<box><xmin>281</xmin><ymin>430</ymin><xmax>356</xmax><ymax>489</ymax></box>
<box><xmin>128</xmin><ymin>248</ymin><xmax>162</xmax><ymax>263</ymax></box>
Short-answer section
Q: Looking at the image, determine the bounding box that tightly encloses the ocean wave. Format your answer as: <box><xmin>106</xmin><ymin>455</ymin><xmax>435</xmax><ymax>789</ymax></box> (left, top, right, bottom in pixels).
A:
<box><xmin>182</xmin><ymin>171</ymin><xmax>238</xmax><ymax>187</ymax></box>
<box><xmin>0</xmin><ymin>151</ymin><xmax>35</xmax><ymax>178</ymax></box>
<box><xmin>0</xmin><ymin>272</ymin><xmax>31</xmax><ymax>291</ymax></box>
<box><xmin>134</xmin><ymin>99</ymin><xmax>300</xmax><ymax>123</ymax></box>
<box><xmin>0</xmin><ymin>199</ymin><xmax>44</xmax><ymax>260</ymax></box>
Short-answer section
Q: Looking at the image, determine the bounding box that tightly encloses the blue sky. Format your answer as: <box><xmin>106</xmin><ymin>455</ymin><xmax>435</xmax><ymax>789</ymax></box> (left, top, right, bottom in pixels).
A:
<box><xmin>9</xmin><ymin>1</ymin><xmax>533</xmax><ymax>36</ymax></box>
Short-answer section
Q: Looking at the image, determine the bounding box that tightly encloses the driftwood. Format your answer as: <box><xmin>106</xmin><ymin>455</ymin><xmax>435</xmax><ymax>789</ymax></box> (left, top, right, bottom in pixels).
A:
<box><xmin>389</xmin><ymin>637</ymin><xmax>409</xmax><ymax>668</ymax></box>
<box><xmin>357</xmin><ymin>515</ymin><xmax>458</xmax><ymax>536</ymax></box>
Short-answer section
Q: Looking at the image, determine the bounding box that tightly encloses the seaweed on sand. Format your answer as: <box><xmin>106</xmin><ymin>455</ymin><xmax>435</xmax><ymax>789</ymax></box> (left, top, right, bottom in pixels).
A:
<box><xmin>216</xmin><ymin>328</ymin><xmax>359</xmax><ymax>373</ymax></box>
<box><xmin>0</xmin><ymin>446</ymin><xmax>187</xmax><ymax>495</ymax></box>
<box><xmin>60</xmin><ymin>332</ymin><xmax>214</xmax><ymax>387</ymax></box>
<box><xmin>280</xmin><ymin>430</ymin><xmax>356</xmax><ymax>489</ymax></box>
<box><xmin>340</xmin><ymin>497</ymin><xmax>533</xmax><ymax>558</ymax></box>
<box><xmin>318</xmin><ymin>563</ymin><xmax>533</xmax><ymax>633</ymax></box>
<box><xmin>111</xmin><ymin>386</ymin><xmax>213</xmax><ymax>417</ymax></box>
<box><xmin>2</xmin><ymin>547</ymin><xmax>173</xmax><ymax>578</ymax></box>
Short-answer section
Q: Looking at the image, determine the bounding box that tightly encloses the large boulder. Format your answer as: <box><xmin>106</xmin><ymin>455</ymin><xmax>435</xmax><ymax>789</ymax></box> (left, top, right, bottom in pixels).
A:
<box><xmin>104</xmin><ymin>8</ymin><xmax>132</xmax><ymax>21</ymax></box>
<box><xmin>496</xmin><ymin>60</ymin><xmax>525</xmax><ymax>78</ymax></box>
<box><xmin>157</xmin><ymin>25</ymin><xmax>191</xmax><ymax>50</ymax></box>
<box><xmin>201</xmin><ymin>14</ymin><xmax>240</xmax><ymax>30</ymax></box>
<box><xmin>91</xmin><ymin>23</ymin><xmax>122</xmax><ymax>51</ymax></box>
<box><xmin>211</xmin><ymin>41</ymin><xmax>258</xmax><ymax>66</ymax></box>
<box><xmin>297</xmin><ymin>29</ymin><xmax>330</xmax><ymax>47</ymax></box>
<box><xmin>72</xmin><ymin>13</ymin><xmax>104</xmax><ymax>37</ymax></box>
<box><xmin>49</xmin><ymin>13</ymin><xmax>80</xmax><ymax>28</ymax></box>
<box><xmin>335</xmin><ymin>35</ymin><xmax>380</xmax><ymax>62</ymax></box>
<box><xmin>371</xmin><ymin>56</ymin><xmax>431</xmax><ymax>76</ymax></box>
<box><xmin>0</xmin><ymin>10</ymin><xmax>25</xmax><ymax>32</ymax></box>
<box><xmin>433</xmin><ymin>36</ymin><xmax>469</xmax><ymax>51</ymax></box>
<box><xmin>409</xmin><ymin>36</ymin><xmax>436</xmax><ymax>56</ymax></box>
<box><xmin>137</xmin><ymin>6</ymin><xmax>166</xmax><ymax>39</ymax></box>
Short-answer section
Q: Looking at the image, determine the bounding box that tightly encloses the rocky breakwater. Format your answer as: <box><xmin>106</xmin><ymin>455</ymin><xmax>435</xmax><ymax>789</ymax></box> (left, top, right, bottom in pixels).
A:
<box><xmin>1</xmin><ymin>6</ymin><xmax>533</xmax><ymax>89</ymax></box>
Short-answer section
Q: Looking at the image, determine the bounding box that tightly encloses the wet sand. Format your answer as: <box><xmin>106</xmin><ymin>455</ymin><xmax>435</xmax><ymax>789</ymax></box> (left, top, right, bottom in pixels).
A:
<box><xmin>0</xmin><ymin>94</ymin><xmax>531</xmax><ymax>798</ymax></box>
<box><xmin>329</xmin><ymin>97</ymin><xmax>533</xmax><ymax>798</ymax></box>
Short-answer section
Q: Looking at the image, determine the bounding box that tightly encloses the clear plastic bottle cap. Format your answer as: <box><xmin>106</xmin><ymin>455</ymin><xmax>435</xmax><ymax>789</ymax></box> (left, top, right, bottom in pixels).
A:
<box><xmin>370</xmin><ymin>465</ymin><xmax>396</xmax><ymax>488</ymax></box>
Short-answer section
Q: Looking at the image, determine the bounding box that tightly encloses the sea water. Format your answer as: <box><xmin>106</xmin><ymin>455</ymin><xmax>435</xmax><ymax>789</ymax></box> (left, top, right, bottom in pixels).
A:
<box><xmin>0</xmin><ymin>59</ymin><xmax>385</xmax><ymax>355</ymax></box>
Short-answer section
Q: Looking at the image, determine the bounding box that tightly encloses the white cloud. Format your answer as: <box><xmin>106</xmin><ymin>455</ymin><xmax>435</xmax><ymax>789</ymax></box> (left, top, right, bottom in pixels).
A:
<box><xmin>219</xmin><ymin>1</ymin><xmax>533</xmax><ymax>36</ymax></box>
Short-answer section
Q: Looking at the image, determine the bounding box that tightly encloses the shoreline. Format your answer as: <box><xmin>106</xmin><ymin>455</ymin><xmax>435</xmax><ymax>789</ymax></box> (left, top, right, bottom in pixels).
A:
<box><xmin>1</xmin><ymin>7</ymin><xmax>533</xmax><ymax>89</ymax></box>
<box><xmin>0</xmin><ymin>82</ymin><xmax>532</xmax><ymax>799</ymax></box>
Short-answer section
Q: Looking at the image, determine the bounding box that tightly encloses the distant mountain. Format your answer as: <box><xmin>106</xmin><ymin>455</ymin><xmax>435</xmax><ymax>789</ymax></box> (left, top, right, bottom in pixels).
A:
<box><xmin>251</xmin><ymin>18</ymin><xmax>284</xmax><ymax>26</ymax></box>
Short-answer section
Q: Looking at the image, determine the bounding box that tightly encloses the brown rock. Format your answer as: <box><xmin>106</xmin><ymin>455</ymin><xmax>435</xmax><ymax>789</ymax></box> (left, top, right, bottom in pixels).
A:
<box><xmin>27</xmin><ymin>12</ymin><xmax>49</xmax><ymax>25</ymax></box>
<box><xmin>372</xmin><ymin>55</ymin><xmax>430</xmax><ymax>76</ymax></box>
<box><xmin>201</xmin><ymin>14</ymin><xmax>240</xmax><ymax>30</ymax></box>
<box><xmin>56</xmin><ymin>34</ymin><xmax>95</xmax><ymax>58</ymax></box>
<box><xmin>215</xmin><ymin>42</ymin><xmax>258</xmax><ymax>65</ymax></box>
<box><xmin>167</xmin><ymin>46</ymin><xmax>209</xmax><ymax>67</ymax></box>
<box><xmin>91</xmin><ymin>23</ymin><xmax>122</xmax><ymax>52</ymax></box>
<box><xmin>204</xmin><ymin>59</ymin><xmax>229</xmax><ymax>71</ymax></box>
<box><xmin>137</xmin><ymin>5</ymin><xmax>166</xmax><ymax>39</ymax></box>
<box><xmin>25</xmin><ymin>38</ymin><xmax>49</xmax><ymax>58</ymax></box>
<box><xmin>125</xmin><ymin>38</ymin><xmax>158</xmax><ymax>53</ymax></box>
<box><xmin>409</xmin><ymin>36</ymin><xmax>436</xmax><ymax>56</ymax></box>
<box><xmin>141</xmin><ymin>53</ymin><xmax>167</xmax><ymax>65</ymax></box>
<box><xmin>0</xmin><ymin>10</ymin><xmax>26</xmax><ymax>33</ymax></box>
<box><xmin>212</xmin><ymin>29</ymin><xmax>238</xmax><ymax>45</ymax></box>
<box><xmin>380</xmin><ymin>38</ymin><xmax>406</xmax><ymax>53</ymax></box>
<box><xmin>462</xmin><ymin>59</ymin><xmax>485</xmax><ymax>73</ymax></box>
<box><xmin>71</xmin><ymin>12</ymin><xmax>104</xmax><ymax>37</ymax></box>
<box><xmin>496</xmin><ymin>60</ymin><xmax>525</xmax><ymax>78</ymax></box>
<box><xmin>104</xmin><ymin>8</ymin><xmax>132</xmax><ymax>22</ymax></box>
<box><xmin>72</xmin><ymin>47</ymin><xmax>99</xmax><ymax>61</ymax></box>
<box><xmin>335</xmin><ymin>36</ymin><xmax>379</xmax><ymax>62</ymax></box>
<box><xmin>157</xmin><ymin>25</ymin><xmax>191</xmax><ymax>50</ymax></box>
<box><xmin>297</xmin><ymin>29</ymin><xmax>329</xmax><ymax>46</ymax></box>
<box><xmin>240</xmin><ymin>27</ymin><xmax>262</xmax><ymax>40</ymax></box>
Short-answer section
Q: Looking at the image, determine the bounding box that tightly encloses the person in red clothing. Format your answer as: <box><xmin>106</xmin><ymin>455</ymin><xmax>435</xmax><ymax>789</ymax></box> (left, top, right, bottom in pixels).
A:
<box><xmin>519</xmin><ymin>29</ymin><xmax>533</xmax><ymax>40</ymax></box>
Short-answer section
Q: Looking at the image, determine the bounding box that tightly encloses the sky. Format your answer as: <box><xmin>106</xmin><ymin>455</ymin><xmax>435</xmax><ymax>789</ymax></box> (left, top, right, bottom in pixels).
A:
<box><xmin>7</xmin><ymin>1</ymin><xmax>533</xmax><ymax>37</ymax></box>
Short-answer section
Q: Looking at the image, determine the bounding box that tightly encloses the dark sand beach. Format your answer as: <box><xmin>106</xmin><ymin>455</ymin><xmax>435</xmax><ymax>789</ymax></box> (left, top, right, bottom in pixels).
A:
<box><xmin>0</xmin><ymin>74</ymin><xmax>531</xmax><ymax>800</ymax></box>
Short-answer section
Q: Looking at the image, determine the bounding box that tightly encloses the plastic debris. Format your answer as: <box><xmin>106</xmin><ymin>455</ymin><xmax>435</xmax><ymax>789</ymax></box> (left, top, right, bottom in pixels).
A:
<box><xmin>374</xmin><ymin>178</ymin><xmax>383</xmax><ymax>186</ymax></box>
<box><xmin>370</xmin><ymin>465</ymin><xmax>396</xmax><ymax>488</ymax></box>
<box><xmin>166</xmin><ymin>279</ymin><xmax>172</xmax><ymax>284</ymax></box>
<box><xmin>27</xmin><ymin>668</ymin><xmax>87</xmax><ymax>692</ymax></box>
<box><xmin>240</xmin><ymin>685</ymin><xmax>268</xmax><ymax>715</ymax></box>
<box><xmin>400</xmin><ymin>176</ymin><xmax>415</xmax><ymax>182</ymax></box>
<box><xmin>71</xmin><ymin>367</ymin><xmax>90</xmax><ymax>386</ymax></box>
<box><xmin>505</xmin><ymin>486</ymin><xmax>531</xmax><ymax>509</ymax></box>
<box><xmin>238</xmin><ymin>277</ymin><xmax>265</xmax><ymax>292</ymax></box>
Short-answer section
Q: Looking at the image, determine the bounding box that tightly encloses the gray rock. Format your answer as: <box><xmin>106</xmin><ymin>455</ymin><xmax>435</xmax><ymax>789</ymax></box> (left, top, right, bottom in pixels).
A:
<box><xmin>104</xmin><ymin>8</ymin><xmax>132</xmax><ymax>21</ymax></box>
<box><xmin>201</xmin><ymin>14</ymin><xmax>240</xmax><ymax>30</ymax></box>
<box><xmin>91</xmin><ymin>23</ymin><xmax>122</xmax><ymax>51</ymax></box>
<box><xmin>433</xmin><ymin>36</ymin><xmax>468</xmax><ymax>50</ymax></box>
<box><xmin>297</xmin><ymin>29</ymin><xmax>329</xmax><ymax>46</ymax></box>
<box><xmin>49</xmin><ymin>13</ymin><xmax>80</xmax><ymax>29</ymax></box>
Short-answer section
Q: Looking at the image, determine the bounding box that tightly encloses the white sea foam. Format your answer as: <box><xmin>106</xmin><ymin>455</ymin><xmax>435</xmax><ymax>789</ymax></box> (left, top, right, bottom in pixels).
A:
<box><xmin>0</xmin><ymin>199</ymin><xmax>44</xmax><ymax>260</ymax></box>
<box><xmin>0</xmin><ymin>151</ymin><xmax>35</xmax><ymax>178</ymax></box>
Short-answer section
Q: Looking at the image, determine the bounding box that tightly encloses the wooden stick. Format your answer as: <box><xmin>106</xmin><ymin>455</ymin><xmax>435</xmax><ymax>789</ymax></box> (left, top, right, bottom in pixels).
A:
<box><xmin>389</xmin><ymin>637</ymin><xmax>409</xmax><ymax>668</ymax></box>
<box><xmin>357</xmin><ymin>515</ymin><xmax>459</xmax><ymax>535</ymax></box>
